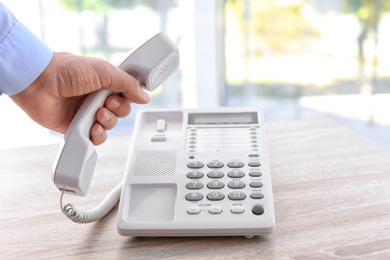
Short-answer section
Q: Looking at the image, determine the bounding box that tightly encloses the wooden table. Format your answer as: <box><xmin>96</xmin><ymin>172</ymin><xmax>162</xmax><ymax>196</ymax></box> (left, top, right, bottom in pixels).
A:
<box><xmin>1</xmin><ymin>118</ymin><xmax>390</xmax><ymax>259</ymax></box>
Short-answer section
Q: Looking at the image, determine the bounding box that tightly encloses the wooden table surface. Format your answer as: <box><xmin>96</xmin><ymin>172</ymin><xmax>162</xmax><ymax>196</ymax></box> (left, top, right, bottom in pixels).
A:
<box><xmin>1</xmin><ymin>117</ymin><xmax>390</xmax><ymax>259</ymax></box>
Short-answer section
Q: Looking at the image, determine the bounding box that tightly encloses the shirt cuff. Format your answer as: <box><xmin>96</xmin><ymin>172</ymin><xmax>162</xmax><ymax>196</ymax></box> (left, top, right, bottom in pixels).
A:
<box><xmin>0</xmin><ymin>20</ymin><xmax>53</xmax><ymax>95</ymax></box>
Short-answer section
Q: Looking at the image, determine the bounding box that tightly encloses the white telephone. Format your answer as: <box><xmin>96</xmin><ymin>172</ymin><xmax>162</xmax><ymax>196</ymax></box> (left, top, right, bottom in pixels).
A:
<box><xmin>117</xmin><ymin>108</ymin><xmax>275</xmax><ymax>238</ymax></box>
<box><xmin>52</xmin><ymin>33</ymin><xmax>275</xmax><ymax>237</ymax></box>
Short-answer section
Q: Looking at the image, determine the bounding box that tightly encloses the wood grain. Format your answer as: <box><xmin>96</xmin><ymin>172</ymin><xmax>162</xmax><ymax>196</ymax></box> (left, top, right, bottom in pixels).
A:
<box><xmin>1</xmin><ymin>117</ymin><xmax>390</xmax><ymax>259</ymax></box>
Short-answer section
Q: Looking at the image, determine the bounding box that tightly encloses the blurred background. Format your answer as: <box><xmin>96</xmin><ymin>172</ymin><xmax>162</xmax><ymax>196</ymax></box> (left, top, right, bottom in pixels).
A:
<box><xmin>1</xmin><ymin>0</ymin><xmax>389</xmax><ymax>149</ymax></box>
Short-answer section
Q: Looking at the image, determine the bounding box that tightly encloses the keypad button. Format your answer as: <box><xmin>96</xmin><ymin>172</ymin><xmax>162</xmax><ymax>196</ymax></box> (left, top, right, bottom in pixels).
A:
<box><xmin>186</xmin><ymin>181</ymin><xmax>204</xmax><ymax>190</ymax></box>
<box><xmin>207</xmin><ymin>180</ymin><xmax>225</xmax><ymax>189</ymax></box>
<box><xmin>228</xmin><ymin>180</ymin><xmax>246</xmax><ymax>189</ymax></box>
<box><xmin>185</xmin><ymin>192</ymin><xmax>204</xmax><ymax>201</ymax></box>
<box><xmin>252</xmin><ymin>205</ymin><xmax>265</xmax><ymax>215</ymax></box>
<box><xmin>207</xmin><ymin>191</ymin><xmax>225</xmax><ymax>201</ymax></box>
<box><xmin>250</xmin><ymin>181</ymin><xmax>263</xmax><ymax>188</ymax></box>
<box><xmin>207</xmin><ymin>160</ymin><xmax>224</xmax><ymax>168</ymax></box>
<box><xmin>186</xmin><ymin>170</ymin><xmax>204</xmax><ymax>179</ymax></box>
<box><xmin>207</xmin><ymin>170</ymin><xmax>224</xmax><ymax>178</ymax></box>
<box><xmin>227</xmin><ymin>160</ymin><xmax>244</xmax><ymax>168</ymax></box>
<box><xmin>228</xmin><ymin>191</ymin><xmax>246</xmax><ymax>200</ymax></box>
<box><xmin>187</xmin><ymin>207</ymin><xmax>201</xmax><ymax>214</ymax></box>
<box><xmin>231</xmin><ymin>206</ymin><xmax>245</xmax><ymax>214</ymax></box>
<box><xmin>249</xmin><ymin>171</ymin><xmax>262</xmax><ymax>177</ymax></box>
<box><xmin>209</xmin><ymin>206</ymin><xmax>223</xmax><ymax>214</ymax></box>
<box><xmin>187</xmin><ymin>161</ymin><xmax>204</xmax><ymax>169</ymax></box>
<box><xmin>248</xmin><ymin>161</ymin><xmax>261</xmax><ymax>167</ymax></box>
<box><xmin>227</xmin><ymin>170</ymin><xmax>245</xmax><ymax>178</ymax></box>
<box><xmin>250</xmin><ymin>192</ymin><xmax>264</xmax><ymax>199</ymax></box>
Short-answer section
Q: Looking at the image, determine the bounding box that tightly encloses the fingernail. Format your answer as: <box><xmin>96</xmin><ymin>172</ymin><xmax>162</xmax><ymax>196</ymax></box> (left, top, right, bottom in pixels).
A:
<box><xmin>108</xmin><ymin>97</ymin><xmax>120</xmax><ymax>110</ymax></box>
<box><xmin>103</xmin><ymin>111</ymin><xmax>110</xmax><ymax>121</ymax></box>
<box><xmin>96</xmin><ymin>125</ymin><xmax>104</xmax><ymax>135</ymax></box>
<box><xmin>143</xmin><ymin>91</ymin><xmax>151</xmax><ymax>102</ymax></box>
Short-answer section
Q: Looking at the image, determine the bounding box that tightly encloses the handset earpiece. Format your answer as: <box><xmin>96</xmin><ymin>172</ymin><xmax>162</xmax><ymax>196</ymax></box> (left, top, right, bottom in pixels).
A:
<box><xmin>52</xmin><ymin>32</ymin><xmax>179</xmax><ymax>197</ymax></box>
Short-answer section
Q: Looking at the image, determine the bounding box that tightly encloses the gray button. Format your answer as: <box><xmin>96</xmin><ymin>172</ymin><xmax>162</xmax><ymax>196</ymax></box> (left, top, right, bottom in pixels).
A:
<box><xmin>250</xmin><ymin>181</ymin><xmax>263</xmax><ymax>188</ymax></box>
<box><xmin>227</xmin><ymin>160</ymin><xmax>244</xmax><ymax>168</ymax></box>
<box><xmin>207</xmin><ymin>160</ymin><xmax>224</xmax><ymax>168</ymax></box>
<box><xmin>186</xmin><ymin>181</ymin><xmax>204</xmax><ymax>190</ymax></box>
<box><xmin>207</xmin><ymin>170</ymin><xmax>224</xmax><ymax>178</ymax></box>
<box><xmin>207</xmin><ymin>180</ymin><xmax>224</xmax><ymax>189</ymax></box>
<box><xmin>252</xmin><ymin>205</ymin><xmax>265</xmax><ymax>215</ymax></box>
<box><xmin>187</xmin><ymin>161</ymin><xmax>204</xmax><ymax>169</ymax></box>
<box><xmin>228</xmin><ymin>191</ymin><xmax>246</xmax><ymax>200</ymax></box>
<box><xmin>186</xmin><ymin>170</ymin><xmax>204</xmax><ymax>179</ymax></box>
<box><xmin>249</xmin><ymin>171</ymin><xmax>262</xmax><ymax>177</ymax></box>
<box><xmin>185</xmin><ymin>192</ymin><xmax>203</xmax><ymax>201</ymax></box>
<box><xmin>250</xmin><ymin>192</ymin><xmax>264</xmax><ymax>199</ymax></box>
<box><xmin>248</xmin><ymin>161</ymin><xmax>261</xmax><ymax>167</ymax></box>
<box><xmin>207</xmin><ymin>191</ymin><xmax>225</xmax><ymax>201</ymax></box>
<box><xmin>227</xmin><ymin>170</ymin><xmax>245</xmax><ymax>178</ymax></box>
<box><xmin>228</xmin><ymin>180</ymin><xmax>246</xmax><ymax>189</ymax></box>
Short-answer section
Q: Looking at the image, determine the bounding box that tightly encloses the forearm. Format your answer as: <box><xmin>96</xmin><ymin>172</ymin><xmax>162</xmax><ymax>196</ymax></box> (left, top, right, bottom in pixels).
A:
<box><xmin>0</xmin><ymin>3</ymin><xmax>53</xmax><ymax>95</ymax></box>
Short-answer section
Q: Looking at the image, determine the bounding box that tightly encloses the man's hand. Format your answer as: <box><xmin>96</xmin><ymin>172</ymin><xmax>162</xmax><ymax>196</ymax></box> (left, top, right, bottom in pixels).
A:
<box><xmin>10</xmin><ymin>52</ymin><xmax>150</xmax><ymax>145</ymax></box>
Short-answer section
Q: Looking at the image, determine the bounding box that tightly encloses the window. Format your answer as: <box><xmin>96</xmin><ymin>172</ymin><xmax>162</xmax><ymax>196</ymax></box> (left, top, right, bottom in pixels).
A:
<box><xmin>1</xmin><ymin>0</ymin><xmax>389</xmax><ymax>149</ymax></box>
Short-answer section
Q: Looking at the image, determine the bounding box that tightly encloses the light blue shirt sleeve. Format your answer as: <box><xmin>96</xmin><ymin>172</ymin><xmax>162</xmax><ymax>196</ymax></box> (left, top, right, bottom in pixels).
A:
<box><xmin>0</xmin><ymin>3</ymin><xmax>53</xmax><ymax>95</ymax></box>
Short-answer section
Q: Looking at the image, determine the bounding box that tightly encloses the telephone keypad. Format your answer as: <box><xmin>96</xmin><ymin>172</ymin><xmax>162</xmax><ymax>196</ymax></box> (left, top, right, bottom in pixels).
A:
<box><xmin>185</xmin><ymin>159</ymin><xmax>265</xmax><ymax>216</ymax></box>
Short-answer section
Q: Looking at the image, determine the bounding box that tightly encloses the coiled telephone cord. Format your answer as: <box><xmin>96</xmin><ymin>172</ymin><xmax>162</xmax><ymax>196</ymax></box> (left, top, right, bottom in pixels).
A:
<box><xmin>60</xmin><ymin>182</ymin><xmax>122</xmax><ymax>223</ymax></box>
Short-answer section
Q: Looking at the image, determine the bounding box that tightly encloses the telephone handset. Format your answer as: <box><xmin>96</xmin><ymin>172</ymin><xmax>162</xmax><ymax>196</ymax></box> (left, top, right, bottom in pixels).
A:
<box><xmin>51</xmin><ymin>33</ymin><xmax>179</xmax><ymax>223</ymax></box>
<box><xmin>52</xmin><ymin>32</ymin><xmax>179</xmax><ymax>197</ymax></box>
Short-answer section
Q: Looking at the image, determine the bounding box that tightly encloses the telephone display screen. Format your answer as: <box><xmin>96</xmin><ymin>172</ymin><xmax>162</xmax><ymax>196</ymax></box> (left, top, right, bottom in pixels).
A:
<box><xmin>188</xmin><ymin>112</ymin><xmax>258</xmax><ymax>125</ymax></box>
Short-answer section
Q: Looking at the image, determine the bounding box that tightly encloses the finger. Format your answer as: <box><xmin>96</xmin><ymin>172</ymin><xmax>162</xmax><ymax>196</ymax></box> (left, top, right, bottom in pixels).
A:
<box><xmin>90</xmin><ymin>123</ymin><xmax>107</xmax><ymax>146</ymax></box>
<box><xmin>100</xmin><ymin>63</ymin><xmax>151</xmax><ymax>104</ymax></box>
<box><xmin>105</xmin><ymin>94</ymin><xmax>131</xmax><ymax>118</ymax></box>
<box><xmin>96</xmin><ymin>107</ymin><xmax>118</xmax><ymax>131</ymax></box>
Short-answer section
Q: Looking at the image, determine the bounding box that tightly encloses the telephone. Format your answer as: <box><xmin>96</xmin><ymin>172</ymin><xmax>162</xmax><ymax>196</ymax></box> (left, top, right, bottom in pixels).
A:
<box><xmin>117</xmin><ymin>108</ymin><xmax>275</xmax><ymax>238</ymax></box>
<box><xmin>52</xmin><ymin>33</ymin><xmax>275</xmax><ymax>237</ymax></box>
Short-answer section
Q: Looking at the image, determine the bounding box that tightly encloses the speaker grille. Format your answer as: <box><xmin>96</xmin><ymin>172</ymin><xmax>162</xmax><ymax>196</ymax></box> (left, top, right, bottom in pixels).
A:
<box><xmin>133</xmin><ymin>150</ymin><xmax>177</xmax><ymax>176</ymax></box>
